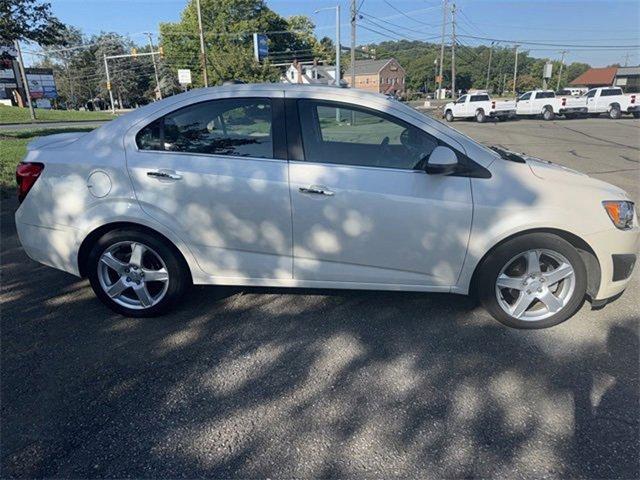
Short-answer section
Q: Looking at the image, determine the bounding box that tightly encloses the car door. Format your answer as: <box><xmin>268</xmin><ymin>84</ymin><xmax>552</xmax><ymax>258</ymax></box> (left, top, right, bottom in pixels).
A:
<box><xmin>287</xmin><ymin>98</ymin><xmax>473</xmax><ymax>288</ymax></box>
<box><xmin>125</xmin><ymin>94</ymin><xmax>293</xmax><ymax>280</ymax></box>
<box><xmin>453</xmin><ymin>95</ymin><xmax>467</xmax><ymax>117</ymax></box>
<box><xmin>516</xmin><ymin>92</ymin><xmax>532</xmax><ymax>114</ymax></box>
<box><xmin>585</xmin><ymin>89</ymin><xmax>597</xmax><ymax>111</ymax></box>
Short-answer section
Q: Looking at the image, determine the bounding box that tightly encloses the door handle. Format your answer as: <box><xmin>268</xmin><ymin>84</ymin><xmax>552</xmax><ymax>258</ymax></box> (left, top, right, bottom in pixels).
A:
<box><xmin>147</xmin><ymin>170</ymin><xmax>182</xmax><ymax>180</ymax></box>
<box><xmin>299</xmin><ymin>185</ymin><xmax>334</xmax><ymax>196</ymax></box>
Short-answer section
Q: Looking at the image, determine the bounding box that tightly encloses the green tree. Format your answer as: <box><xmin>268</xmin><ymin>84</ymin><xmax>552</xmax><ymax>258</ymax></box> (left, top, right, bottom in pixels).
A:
<box><xmin>1</xmin><ymin>0</ymin><xmax>67</xmax><ymax>45</ymax></box>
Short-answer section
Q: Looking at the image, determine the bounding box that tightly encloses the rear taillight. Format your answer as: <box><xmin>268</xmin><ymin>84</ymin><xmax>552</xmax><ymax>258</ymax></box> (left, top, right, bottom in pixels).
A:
<box><xmin>562</xmin><ymin>97</ymin><xmax>567</xmax><ymax>106</ymax></box>
<box><xmin>631</xmin><ymin>95</ymin><xmax>636</xmax><ymax>104</ymax></box>
<box><xmin>491</xmin><ymin>101</ymin><xmax>496</xmax><ymax>109</ymax></box>
<box><xmin>16</xmin><ymin>162</ymin><xmax>44</xmax><ymax>203</ymax></box>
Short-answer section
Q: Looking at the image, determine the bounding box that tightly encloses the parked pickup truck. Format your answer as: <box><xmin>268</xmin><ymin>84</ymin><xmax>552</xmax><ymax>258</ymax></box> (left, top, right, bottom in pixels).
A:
<box><xmin>515</xmin><ymin>90</ymin><xmax>588</xmax><ymax>120</ymax></box>
<box><xmin>443</xmin><ymin>92</ymin><xmax>516</xmax><ymax>123</ymax></box>
<box><xmin>584</xmin><ymin>87</ymin><xmax>639</xmax><ymax>119</ymax></box>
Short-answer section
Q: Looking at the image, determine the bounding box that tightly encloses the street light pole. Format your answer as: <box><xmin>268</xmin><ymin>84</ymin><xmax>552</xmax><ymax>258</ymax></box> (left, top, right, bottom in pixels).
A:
<box><xmin>145</xmin><ymin>32</ymin><xmax>162</xmax><ymax>99</ymax></box>
<box><xmin>437</xmin><ymin>0</ymin><xmax>447</xmax><ymax>99</ymax></box>
<box><xmin>196</xmin><ymin>0</ymin><xmax>209</xmax><ymax>87</ymax></box>
<box><xmin>14</xmin><ymin>40</ymin><xmax>35</xmax><ymax>120</ymax></box>
<box><xmin>103</xmin><ymin>53</ymin><xmax>115</xmax><ymax>113</ymax></box>
<box><xmin>314</xmin><ymin>5</ymin><xmax>341</xmax><ymax>87</ymax></box>
<box><xmin>350</xmin><ymin>0</ymin><xmax>356</xmax><ymax>89</ymax></box>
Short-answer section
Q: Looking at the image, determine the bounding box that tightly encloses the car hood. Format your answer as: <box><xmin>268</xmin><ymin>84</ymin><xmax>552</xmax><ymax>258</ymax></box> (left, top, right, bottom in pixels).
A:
<box><xmin>525</xmin><ymin>155</ymin><xmax>630</xmax><ymax>200</ymax></box>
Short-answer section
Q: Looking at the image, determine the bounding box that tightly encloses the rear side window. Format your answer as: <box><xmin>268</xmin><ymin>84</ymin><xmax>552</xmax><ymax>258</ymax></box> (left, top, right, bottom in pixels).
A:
<box><xmin>600</xmin><ymin>88</ymin><xmax>622</xmax><ymax>96</ymax></box>
<box><xmin>136</xmin><ymin>98</ymin><xmax>273</xmax><ymax>158</ymax></box>
<box><xmin>536</xmin><ymin>91</ymin><xmax>555</xmax><ymax>99</ymax></box>
<box><xmin>470</xmin><ymin>95</ymin><xmax>490</xmax><ymax>102</ymax></box>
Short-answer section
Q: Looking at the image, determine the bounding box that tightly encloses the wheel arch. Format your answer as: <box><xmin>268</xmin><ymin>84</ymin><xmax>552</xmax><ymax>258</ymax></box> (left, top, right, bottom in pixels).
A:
<box><xmin>469</xmin><ymin>227</ymin><xmax>601</xmax><ymax>300</ymax></box>
<box><xmin>77</xmin><ymin>221</ymin><xmax>193</xmax><ymax>282</ymax></box>
<box><xmin>608</xmin><ymin>102</ymin><xmax>621</xmax><ymax>110</ymax></box>
<box><xmin>543</xmin><ymin>104</ymin><xmax>554</xmax><ymax>113</ymax></box>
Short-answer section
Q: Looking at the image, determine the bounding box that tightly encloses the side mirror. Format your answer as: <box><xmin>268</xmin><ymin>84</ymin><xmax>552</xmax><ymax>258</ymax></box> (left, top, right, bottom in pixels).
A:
<box><xmin>425</xmin><ymin>146</ymin><xmax>459</xmax><ymax>175</ymax></box>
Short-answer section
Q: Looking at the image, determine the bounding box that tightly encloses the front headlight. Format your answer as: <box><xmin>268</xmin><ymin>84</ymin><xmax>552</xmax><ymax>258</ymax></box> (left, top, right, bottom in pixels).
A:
<box><xmin>603</xmin><ymin>201</ymin><xmax>635</xmax><ymax>230</ymax></box>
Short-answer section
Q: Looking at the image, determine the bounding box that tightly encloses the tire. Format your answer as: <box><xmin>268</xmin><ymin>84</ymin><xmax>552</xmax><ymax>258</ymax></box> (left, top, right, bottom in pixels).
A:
<box><xmin>542</xmin><ymin>107</ymin><xmax>555</xmax><ymax>121</ymax></box>
<box><xmin>609</xmin><ymin>104</ymin><xmax>622</xmax><ymax>119</ymax></box>
<box><xmin>87</xmin><ymin>229</ymin><xmax>190</xmax><ymax>317</ymax></box>
<box><xmin>564</xmin><ymin>113</ymin><xmax>576</xmax><ymax>120</ymax></box>
<box><xmin>475</xmin><ymin>109</ymin><xmax>486</xmax><ymax>123</ymax></box>
<box><xmin>445</xmin><ymin>110</ymin><xmax>454</xmax><ymax>122</ymax></box>
<box><xmin>476</xmin><ymin>233</ymin><xmax>587</xmax><ymax>329</ymax></box>
<box><xmin>632</xmin><ymin>112</ymin><xmax>639</xmax><ymax>119</ymax></box>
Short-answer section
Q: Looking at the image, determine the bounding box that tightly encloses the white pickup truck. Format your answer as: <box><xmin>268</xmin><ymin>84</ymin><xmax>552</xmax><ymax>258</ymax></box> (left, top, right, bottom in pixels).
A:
<box><xmin>443</xmin><ymin>92</ymin><xmax>516</xmax><ymax>123</ymax></box>
<box><xmin>584</xmin><ymin>87</ymin><xmax>639</xmax><ymax>119</ymax></box>
<box><xmin>515</xmin><ymin>90</ymin><xmax>588</xmax><ymax>120</ymax></box>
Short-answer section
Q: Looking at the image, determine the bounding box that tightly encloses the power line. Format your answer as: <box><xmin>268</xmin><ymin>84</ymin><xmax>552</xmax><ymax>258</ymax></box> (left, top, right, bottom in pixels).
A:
<box><xmin>457</xmin><ymin>33</ymin><xmax>640</xmax><ymax>49</ymax></box>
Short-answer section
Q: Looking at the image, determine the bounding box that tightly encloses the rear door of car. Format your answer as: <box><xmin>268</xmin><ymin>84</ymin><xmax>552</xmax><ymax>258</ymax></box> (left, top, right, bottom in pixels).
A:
<box><xmin>284</xmin><ymin>95</ymin><xmax>473</xmax><ymax>287</ymax></box>
<box><xmin>124</xmin><ymin>91</ymin><xmax>293</xmax><ymax>281</ymax></box>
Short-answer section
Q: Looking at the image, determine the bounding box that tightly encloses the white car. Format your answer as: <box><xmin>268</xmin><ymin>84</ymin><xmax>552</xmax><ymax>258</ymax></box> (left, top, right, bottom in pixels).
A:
<box><xmin>443</xmin><ymin>92</ymin><xmax>516</xmax><ymax>123</ymax></box>
<box><xmin>584</xmin><ymin>87</ymin><xmax>639</xmax><ymax>119</ymax></box>
<box><xmin>516</xmin><ymin>90</ymin><xmax>588</xmax><ymax>120</ymax></box>
<box><xmin>15</xmin><ymin>84</ymin><xmax>639</xmax><ymax>329</ymax></box>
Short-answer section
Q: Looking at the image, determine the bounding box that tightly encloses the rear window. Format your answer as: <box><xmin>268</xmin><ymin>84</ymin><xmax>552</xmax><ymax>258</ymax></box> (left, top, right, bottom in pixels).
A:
<box><xmin>600</xmin><ymin>88</ymin><xmax>622</xmax><ymax>96</ymax></box>
<box><xmin>536</xmin><ymin>91</ymin><xmax>555</xmax><ymax>99</ymax></box>
<box><xmin>470</xmin><ymin>94</ymin><xmax>490</xmax><ymax>102</ymax></box>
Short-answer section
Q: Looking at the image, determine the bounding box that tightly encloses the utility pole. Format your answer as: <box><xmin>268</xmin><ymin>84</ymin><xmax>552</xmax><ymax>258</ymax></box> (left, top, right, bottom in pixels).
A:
<box><xmin>624</xmin><ymin>52</ymin><xmax>629</xmax><ymax>67</ymax></box>
<box><xmin>450</xmin><ymin>2</ymin><xmax>456</xmax><ymax>98</ymax></box>
<box><xmin>145</xmin><ymin>32</ymin><xmax>162</xmax><ymax>99</ymax></box>
<box><xmin>512</xmin><ymin>44</ymin><xmax>520</xmax><ymax>95</ymax></box>
<box><xmin>556</xmin><ymin>50</ymin><xmax>568</xmax><ymax>91</ymax></box>
<box><xmin>335</xmin><ymin>5</ymin><xmax>341</xmax><ymax>86</ymax></box>
<box><xmin>196</xmin><ymin>0</ymin><xmax>209</xmax><ymax>87</ymax></box>
<box><xmin>350</xmin><ymin>0</ymin><xmax>356</xmax><ymax>89</ymax></box>
<box><xmin>14</xmin><ymin>40</ymin><xmax>35</xmax><ymax>120</ymax></box>
<box><xmin>437</xmin><ymin>0</ymin><xmax>447</xmax><ymax>99</ymax></box>
<box><xmin>103</xmin><ymin>54</ymin><xmax>115</xmax><ymax>114</ymax></box>
<box><xmin>485</xmin><ymin>41</ymin><xmax>495</xmax><ymax>91</ymax></box>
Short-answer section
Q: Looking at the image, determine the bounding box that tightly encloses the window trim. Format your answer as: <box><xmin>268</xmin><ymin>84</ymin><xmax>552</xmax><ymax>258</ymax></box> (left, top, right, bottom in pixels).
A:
<box><xmin>133</xmin><ymin>96</ymin><xmax>288</xmax><ymax>161</ymax></box>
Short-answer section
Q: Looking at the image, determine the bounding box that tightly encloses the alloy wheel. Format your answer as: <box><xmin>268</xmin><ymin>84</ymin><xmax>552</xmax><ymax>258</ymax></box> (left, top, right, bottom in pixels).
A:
<box><xmin>97</xmin><ymin>241</ymin><xmax>170</xmax><ymax>310</ymax></box>
<box><xmin>495</xmin><ymin>249</ymin><xmax>576</xmax><ymax>322</ymax></box>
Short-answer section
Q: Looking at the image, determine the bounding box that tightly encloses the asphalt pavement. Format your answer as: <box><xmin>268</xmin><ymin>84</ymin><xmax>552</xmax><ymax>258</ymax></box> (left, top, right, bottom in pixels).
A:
<box><xmin>1</xmin><ymin>116</ymin><xmax>638</xmax><ymax>478</ymax></box>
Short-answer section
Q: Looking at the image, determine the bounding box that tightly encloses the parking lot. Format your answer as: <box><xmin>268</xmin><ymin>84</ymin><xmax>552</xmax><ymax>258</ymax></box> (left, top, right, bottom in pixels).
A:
<box><xmin>1</xmin><ymin>117</ymin><xmax>638</xmax><ymax>478</ymax></box>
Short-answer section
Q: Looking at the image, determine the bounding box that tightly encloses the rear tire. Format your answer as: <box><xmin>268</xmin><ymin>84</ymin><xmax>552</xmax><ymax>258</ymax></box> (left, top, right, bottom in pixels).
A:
<box><xmin>475</xmin><ymin>109</ymin><xmax>486</xmax><ymax>123</ymax></box>
<box><xmin>564</xmin><ymin>113</ymin><xmax>576</xmax><ymax>119</ymax></box>
<box><xmin>87</xmin><ymin>229</ymin><xmax>190</xmax><ymax>317</ymax></box>
<box><xmin>445</xmin><ymin>110</ymin><xmax>454</xmax><ymax>122</ymax></box>
<box><xmin>476</xmin><ymin>233</ymin><xmax>587</xmax><ymax>329</ymax></box>
<box><xmin>609</xmin><ymin>104</ymin><xmax>622</xmax><ymax>119</ymax></box>
<box><xmin>632</xmin><ymin>112</ymin><xmax>639</xmax><ymax>119</ymax></box>
<box><xmin>542</xmin><ymin>107</ymin><xmax>555</xmax><ymax>121</ymax></box>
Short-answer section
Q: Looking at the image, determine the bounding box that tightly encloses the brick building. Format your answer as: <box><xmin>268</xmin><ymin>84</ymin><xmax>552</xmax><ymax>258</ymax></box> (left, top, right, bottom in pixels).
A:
<box><xmin>345</xmin><ymin>58</ymin><xmax>406</xmax><ymax>96</ymax></box>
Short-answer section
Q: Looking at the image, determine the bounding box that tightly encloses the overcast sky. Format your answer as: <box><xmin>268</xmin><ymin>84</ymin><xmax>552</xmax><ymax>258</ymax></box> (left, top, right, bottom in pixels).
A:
<box><xmin>36</xmin><ymin>0</ymin><xmax>640</xmax><ymax>67</ymax></box>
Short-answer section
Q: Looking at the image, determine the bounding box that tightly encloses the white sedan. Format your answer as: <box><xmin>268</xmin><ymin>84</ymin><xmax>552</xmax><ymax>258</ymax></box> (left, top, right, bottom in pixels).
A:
<box><xmin>15</xmin><ymin>84</ymin><xmax>639</xmax><ymax>329</ymax></box>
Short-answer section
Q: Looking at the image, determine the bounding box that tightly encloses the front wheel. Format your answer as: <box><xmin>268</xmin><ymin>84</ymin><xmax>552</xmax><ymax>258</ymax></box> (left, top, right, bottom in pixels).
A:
<box><xmin>87</xmin><ymin>229</ymin><xmax>190</xmax><ymax>317</ymax></box>
<box><xmin>632</xmin><ymin>112</ymin><xmax>640</xmax><ymax>119</ymax></box>
<box><xmin>445</xmin><ymin>110</ymin><xmax>454</xmax><ymax>122</ymax></box>
<box><xmin>476</xmin><ymin>233</ymin><xmax>587</xmax><ymax>329</ymax></box>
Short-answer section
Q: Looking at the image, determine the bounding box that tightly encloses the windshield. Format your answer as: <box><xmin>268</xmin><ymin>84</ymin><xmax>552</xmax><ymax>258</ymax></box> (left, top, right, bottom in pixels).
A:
<box><xmin>489</xmin><ymin>145</ymin><xmax>526</xmax><ymax>163</ymax></box>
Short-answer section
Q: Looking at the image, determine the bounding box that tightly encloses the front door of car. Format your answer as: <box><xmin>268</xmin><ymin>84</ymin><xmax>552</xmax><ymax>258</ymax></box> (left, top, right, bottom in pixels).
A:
<box><xmin>287</xmin><ymin>99</ymin><xmax>473</xmax><ymax>287</ymax></box>
<box><xmin>125</xmin><ymin>94</ymin><xmax>293</xmax><ymax>280</ymax></box>
<box><xmin>453</xmin><ymin>95</ymin><xmax>467</xmax><ymax>116</ymax></box>
<box><xmin>516</xmin><ymin>92</ymin><xmax>532</xmax><ymax>114</ymax></box>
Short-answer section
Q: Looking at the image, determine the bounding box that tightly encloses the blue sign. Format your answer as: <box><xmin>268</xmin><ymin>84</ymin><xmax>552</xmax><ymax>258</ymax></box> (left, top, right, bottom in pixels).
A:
<box><xmin>253</xmin><ymin>33</ymin><xmax>268</xmax><ymax>62</ymax></box>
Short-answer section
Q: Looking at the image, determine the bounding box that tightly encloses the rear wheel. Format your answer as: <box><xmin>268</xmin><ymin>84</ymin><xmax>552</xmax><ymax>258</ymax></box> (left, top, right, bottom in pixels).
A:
<box><xmin>609</xmin><ymin>104</ymin><xmax>622</xmax><ymax>119</ymax></box>
<box><xmin>445</xmin><ymin>110</ymin><xmax>454</xmax><ymax>122</ymax></box>
<box><xmin>632</xmin><ymin>112</ymin><xmax>639</xmax><ymax>119</ymax></box>
<box><xmin>87</xmin><ymin>229</ymin><xmax>190</xmax><ymax>317</ymax></box>
<box><xmin>564</xmin><ymin>113</ymin><xmax>576</xmax><ymax>119</ymax></box>
<box><xmin>542</xmin><ymin>107</ymin><xmax>555</xmax><ymax>121</ymax></box>
<box><xmin>475</xmin><ymin>109</ymin><xmax>486</xmax><ymax>123</ymax></box>
<box><xmin>477</xmin><ymin>233</ymin><xmax>587</xmax><ymax>329</ymax></box>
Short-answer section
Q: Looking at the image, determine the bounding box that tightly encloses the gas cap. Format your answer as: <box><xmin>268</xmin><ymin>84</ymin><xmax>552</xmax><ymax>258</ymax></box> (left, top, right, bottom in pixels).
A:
<box><xmin>87</xmin><ymin>170</ymin><xmax>112</xmax><ymax>198</ymax></box>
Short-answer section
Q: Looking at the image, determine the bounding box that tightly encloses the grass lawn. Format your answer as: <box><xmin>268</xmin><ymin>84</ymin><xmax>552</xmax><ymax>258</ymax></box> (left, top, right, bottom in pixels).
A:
<box><xmin>0</xmin><ymin>105</ymin><xmax>115</xmax><ymax>124</ymax></box>
<box><xmin>1</xmin><ymin>127</ymin><xmax>95</xmax><ymax>196</ymax></box>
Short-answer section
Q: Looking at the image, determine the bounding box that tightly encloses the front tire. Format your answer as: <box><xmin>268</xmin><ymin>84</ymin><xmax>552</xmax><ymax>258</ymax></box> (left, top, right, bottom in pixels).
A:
<box><xmin>87</xmin><ymin>229</ymin><xmax>190</xmax><ymax>317</ymax></box>
<box><xmin>476</xmin><ymin>233</ymin><xmax>587</xmax><ymax>329</ymax></box>
<box><xmin>633</xmin><ymin>112</ymin><xmax>640</xmax><ymax>119</ymax></box>
<box><xmin>445</xmin><ymin>110</ymin><xmax>454</xmax><ymax>122</ymax></box>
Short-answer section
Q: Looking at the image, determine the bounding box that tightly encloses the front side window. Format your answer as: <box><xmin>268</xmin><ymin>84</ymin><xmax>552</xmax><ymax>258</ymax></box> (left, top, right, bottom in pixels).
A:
<box><xmin>519</xmin><ymin>92</ymin><xmax>532</xmax><ymax>101</ymax></box>
<box><xmin>298</xmin><ymin>100</ymin><xmax>439</xmax><ymax>170</ymax></box>
<box><xmin>456</xmin><ymin>95</ymin><xmax>467</xmax><ymax>104</ymax></box>
<box><xmin>136</xmin><ymin>98</ymin><xmax>273</xmax><ymax>158</ymax></box>
<box><xmin>586</xmin><ymin>89</ymin><xmax>596</xmax><ymax>98</ymax></box>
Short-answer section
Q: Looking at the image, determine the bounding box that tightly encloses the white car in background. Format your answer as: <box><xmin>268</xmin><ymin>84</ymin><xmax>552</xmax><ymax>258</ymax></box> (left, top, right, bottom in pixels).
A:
<box><xmin>14</xmin><ymin>84</ymin><xmax>639</xmax><ymax>329</ymax></box>
<box><xmin>584</xmin><ymin>87</ymin><xmax>639</xmax><ymax>119</ymax></box>
<box><xmin>443</xmin><ymin>92</ymin><xmax>516</xmax><ymax>123</ymax></box>
<box><xmin>516</xmin><ymin>90</ymin><xmax>588</xmax><ymax>120</ymax></box>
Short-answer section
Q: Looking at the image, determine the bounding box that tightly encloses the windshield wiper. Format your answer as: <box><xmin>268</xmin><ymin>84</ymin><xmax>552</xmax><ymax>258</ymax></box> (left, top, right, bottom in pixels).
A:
<box><xmin>489</xmin><ymin>146</ymin><xmax>526</xmax><ymax>163</ymax></box>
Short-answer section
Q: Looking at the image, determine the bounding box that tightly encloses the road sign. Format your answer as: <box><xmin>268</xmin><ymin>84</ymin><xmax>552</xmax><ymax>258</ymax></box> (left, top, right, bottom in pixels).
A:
<box><xmin>177</xmin><ymin>69</ymin><xmax>192</xmax><ymax>85</ymax></box>
<box><xmin>253</xmin><ymin>33</ymin><xmax>268</xmax><ymax>62</ymax></box>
